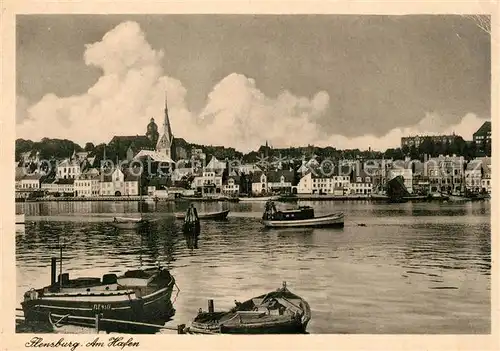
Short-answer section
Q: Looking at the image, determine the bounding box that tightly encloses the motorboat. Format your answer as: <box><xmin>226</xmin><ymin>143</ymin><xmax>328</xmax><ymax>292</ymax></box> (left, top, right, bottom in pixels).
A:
<box><xmin>262</xmin><ymin>201</ymin><xmax>344</xmax><ymax>228</ymax></box>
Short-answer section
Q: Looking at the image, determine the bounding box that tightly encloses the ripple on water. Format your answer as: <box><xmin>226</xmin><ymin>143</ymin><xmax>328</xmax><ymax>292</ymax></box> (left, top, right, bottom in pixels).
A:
<box><xmin>15</xmin><ymin>201</ymin><xmax>491</xmax><ymax>334</ymax></box>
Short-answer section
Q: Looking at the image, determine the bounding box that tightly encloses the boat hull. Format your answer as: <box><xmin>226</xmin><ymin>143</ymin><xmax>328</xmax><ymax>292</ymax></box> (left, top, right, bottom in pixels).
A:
<box><xmin>262</xmin><ymin>213</ymin><xmax>344</xmax><ymax>228</ymax></box>
<box><xmin>174</xmin><ymin>210</ymin><xmax>229</xmax><ymax>220</ymax></box>
<box><xmin>187</xmin><ymin>284</ymin><xmax>310</xmax><ymax>334</ymax></box>
<box><xmin>21</xmin><ymin>271</ymin><xmax>176</xmax><ymax>333</ymax></box>
<box><xmin>239</xmin><ymin>196</ymin><xmax>279</xmax><ymax>202</ymax></box>
<box><xmin>189</xmin><ymin>318</ymin><xmax>308</xmax><ymax>334</ymax></box>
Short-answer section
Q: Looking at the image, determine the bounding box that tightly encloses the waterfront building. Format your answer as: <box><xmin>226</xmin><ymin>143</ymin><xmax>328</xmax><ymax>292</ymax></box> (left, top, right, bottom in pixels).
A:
<box><xmin>401</xmin><ymin>134</ymin><xmax>460</xmax><ymax>149</ymax></box>
<box><xmin>297</xmin><ymin>172</ymin><xmax>313</xmax><ymax>194</ymax></box>
<box><xmin>267</xmin><ymin>170</ymin><xmax>294</xmax><ymax>194</ymax></box>
<box><xmin>16</xmin><ymin>174</ymin><xmax>42</xmax><ymax>193</ymax></box>
<box><xmin>192</xmin><ymin>169</ymin><xmax>223</xmax><ymax>195</ymax></box>
<box><xmin>465</xmin><ymin>158</ymin><xmax>483</xmax><ymax>193</ymax></box>
<box><xmin>222</xmin><ymin>175</ymin><xmax>240</xmax><ymax>196</ymax></box>
<box><xmin>123</xmin><ymin>169</ymin><xmax>140</xmax><ymax>196</ymax></box>
<box><xmin>251</xmin><ymin>171</ymin><xmax>268</xmax><ymax>195</ymax></box>
<box><xmin>297</xmin><ymin>166</ymin><xmax>351</xmax><ymax>195</ymax></box>
<box><xmin>74</xmin><ymin>169</ymin><xmax>100</xmax><ymax>197</ymax></box>
<box><xmin>100</xmin><ymin>167</ymin><xmax>124</xmax><ymax>196</ymax></box>
<box><xmin>41</xmin><ymin>178</ymin><xmax>75</xmax><ymax>195</ymax></box>
<box><xmin>480</xmin><ymin>157</ymin><xmax>491</xmax><ymax>194</ymax></box>
<box><xmin>348</xmin><ymin>169</ymin><xmax>373</xmax><ymax>195</ymax></box>
<box><xmin>425</xmin><ymin>155</ymin><xmax>465</xmax><ymax>194</ymax></box>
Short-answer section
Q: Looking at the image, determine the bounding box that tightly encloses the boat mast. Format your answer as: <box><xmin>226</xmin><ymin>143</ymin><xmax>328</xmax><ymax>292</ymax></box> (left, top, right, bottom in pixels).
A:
<box><xmin>59</xmin><ymin>240</ymin><xmax>63</xmax><ymax>290</ymax></box>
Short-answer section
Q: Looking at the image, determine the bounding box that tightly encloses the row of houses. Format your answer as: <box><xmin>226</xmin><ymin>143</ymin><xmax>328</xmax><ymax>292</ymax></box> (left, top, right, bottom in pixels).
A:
<box><xmin>15</xmin><ymin>153</ymin><xmax>492</xmax><ymax>198</ymax></box>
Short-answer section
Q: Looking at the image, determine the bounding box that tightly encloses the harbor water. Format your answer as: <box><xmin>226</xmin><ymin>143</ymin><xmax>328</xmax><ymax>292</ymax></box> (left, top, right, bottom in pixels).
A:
<box><xmin>15</xmin><ymin>200</ymin><xmax>491</xmax><ymax>334</ymax></box>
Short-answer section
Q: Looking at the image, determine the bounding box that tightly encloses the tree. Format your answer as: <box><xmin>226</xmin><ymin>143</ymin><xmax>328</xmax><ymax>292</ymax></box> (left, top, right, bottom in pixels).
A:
<box><xmin>84</xmin><ymin>142</ymin><xmax>95</xmax><ymax>152</ymax></box>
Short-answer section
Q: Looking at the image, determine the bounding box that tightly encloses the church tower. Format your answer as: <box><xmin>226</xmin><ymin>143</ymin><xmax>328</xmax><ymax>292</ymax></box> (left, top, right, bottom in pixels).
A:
<box><xmin>156</xmin><ymin>92</ymin><xmax>174</xmax><ymax>160</ymax></box>
<box><xmin>146</xmin><ymin>118</ymin><xmax>159</xmax><ymax>146</ymax></box>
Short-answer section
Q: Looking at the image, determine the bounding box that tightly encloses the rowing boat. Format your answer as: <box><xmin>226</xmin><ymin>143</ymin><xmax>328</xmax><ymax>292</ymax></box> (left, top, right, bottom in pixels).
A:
<box><xmin>174</xmin><ymin>209</ymin><xmax>229</xmax><ymax>221</ymax></box>
<box><xmin>186</xmin><ymin>282</ymin><xmax>310</xmax><ymax>334</ymax></box>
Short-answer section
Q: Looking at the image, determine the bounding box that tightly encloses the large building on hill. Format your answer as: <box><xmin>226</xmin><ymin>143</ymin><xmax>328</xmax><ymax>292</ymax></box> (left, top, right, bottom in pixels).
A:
<box><xmin>473</xmin><ymin>121</ymin><xmax>491</xmax><ymax>144</ymax></box>
<box><xmin>401</xmin><ymin>134</ymin><xmax>461</xmax><ymax>149</ymax></box>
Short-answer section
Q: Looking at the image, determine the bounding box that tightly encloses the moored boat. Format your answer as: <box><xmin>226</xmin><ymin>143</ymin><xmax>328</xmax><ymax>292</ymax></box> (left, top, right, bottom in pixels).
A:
<box><xmin>261</xmin><ymin>201</ymin><xmax>344</xmax><ymax>228</ymax></box>
<box><xmin>110</xmin><ymin>216</ymin><xmax>154</xmax><ymax>229</ymax></box>
<box><xmin>21</xmin><ymin>259</ymin><xmax>176</xmax><ymax>333</ymax></box>
<box><xmin>174</xmin><ymin>209</ymin><xmax>230</xmax><ymax>220</ymax></box>
<box><xmin>239</xmin><ymin>196</ymin><xmax>279</xmax><ymax>203</ymax></box>
<box><xmin>186</xmin><ymin>282</ymin><xmax>310</xmax><ymax>334</ymax></box>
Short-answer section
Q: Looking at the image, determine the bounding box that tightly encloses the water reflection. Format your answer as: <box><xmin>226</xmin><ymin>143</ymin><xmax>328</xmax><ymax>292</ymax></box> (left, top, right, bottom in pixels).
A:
<box><xmin>15</xmin><ymin>200</ymin><xmax>491</xmax><ymax>334</ymax></box>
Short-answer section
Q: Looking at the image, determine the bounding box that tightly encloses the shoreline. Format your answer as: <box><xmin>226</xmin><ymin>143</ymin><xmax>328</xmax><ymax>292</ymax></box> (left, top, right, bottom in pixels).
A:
<box><xmin>14</xmin><ymin>195</ymin><xmax>464</xmax><ymax>203</ymax></box>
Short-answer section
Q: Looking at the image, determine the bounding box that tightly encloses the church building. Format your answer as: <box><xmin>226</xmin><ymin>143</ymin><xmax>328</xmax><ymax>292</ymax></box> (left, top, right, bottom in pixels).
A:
<box><xmin>134</xmin><ymin>93</ymin><xmax>176</xmax><ymax>164</ymax></box>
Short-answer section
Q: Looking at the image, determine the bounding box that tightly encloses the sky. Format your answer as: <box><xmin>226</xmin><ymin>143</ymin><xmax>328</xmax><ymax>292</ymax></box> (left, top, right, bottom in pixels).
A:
<box><xmin>16</xmin><ymin>15</ymin><xmax>491</xmax><ymax>152</ymax></box>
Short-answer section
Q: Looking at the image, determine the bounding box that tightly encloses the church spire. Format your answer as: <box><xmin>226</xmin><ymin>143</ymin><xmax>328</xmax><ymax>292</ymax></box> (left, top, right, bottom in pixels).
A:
<box><xmin>156</xmin><ymin>91</ymin><xmax>174</xmax><ymax>160</ymax></box>
<box><xmin>163</xmin><ymin>92</ymin><xmax>173</xmax><ymax>142</ymax></box>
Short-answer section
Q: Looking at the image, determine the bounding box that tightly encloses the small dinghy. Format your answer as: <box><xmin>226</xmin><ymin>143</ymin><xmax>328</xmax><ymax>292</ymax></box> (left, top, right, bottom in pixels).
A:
<box><xmin>186</xmin><ymin>282</ymin><xmax>310</xmax><ymax>334</ymax></box>
<box><xmin>110</xmin><ymin>216</ymin><xmax>153</xmax><ymax>230</ymax></box>
<box><xmin>238</xmin><ymin>196</ymin><xmax>279</xmax><ymax>203</ymax></box>
<box><xmin>174</xmin><ymin>209</ymin><xmax>229</xmax><ymax>221</ymax></box>
<box><xmin>262</xmin><ymin>200</ymin><xmax>344</xmax><ymax>228</ymax></box>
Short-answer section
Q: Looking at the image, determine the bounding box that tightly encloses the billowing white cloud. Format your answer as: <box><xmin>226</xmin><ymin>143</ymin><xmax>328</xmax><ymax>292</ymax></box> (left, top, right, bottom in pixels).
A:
<box><xmin>16</xmin><ymin>21</ymin><xmax>489</xmax><ymax>153</ymax></box>
<box><xmin>322</xmin><ymin>112</ymin><xmax>489</xmax><ymax>151</ymax></box>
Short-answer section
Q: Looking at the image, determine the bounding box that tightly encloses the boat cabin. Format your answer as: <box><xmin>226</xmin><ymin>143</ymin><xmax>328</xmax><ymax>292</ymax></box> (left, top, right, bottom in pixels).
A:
<box><xmin>263</xmin><ymin>201</ymin><xmax>315</xmax><ymax>221</ymax></box>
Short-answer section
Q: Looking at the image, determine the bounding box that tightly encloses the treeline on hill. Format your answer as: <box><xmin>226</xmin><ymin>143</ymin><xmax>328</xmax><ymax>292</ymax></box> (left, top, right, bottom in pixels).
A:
<box><xmin>15</xmin><ymin>135</ymin><xmax>491</xmax><ymax>165</ymax></box>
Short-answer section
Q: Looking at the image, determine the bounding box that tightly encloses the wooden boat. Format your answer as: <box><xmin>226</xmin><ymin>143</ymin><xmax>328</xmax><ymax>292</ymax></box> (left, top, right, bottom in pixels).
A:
<box><xmin>447</xmin><ymin>194</ymin><xmax>471</xmax><ymax>202</ymax></box>
<box><xmin>110</xmin><ymin>216</ymin><xmax>153</xmax><ymax>229</ymax></box>
<box><xmin>262</xmin><ymin>201</ymin><xmax>344</xmax><ymax>228</ymax></box>
<box><xmin>238</xmin><ymin>196</ymin><xmax>279</xmax><ymax>203</ymax></box>
<box><xmin>21</xmin><ymin>258</ymin><xmax>176</xmax><ymax>333</ymax></box>
<box><xmin>16</xmin><ymin>214</ymin><xmax>25</xmax><ymax>224</ymax></box>
<box><xmin>174</xmin><ymin>209</ymin><xmax>229</xmax><ymax>220</ymax></box>
<box><xmin>186</xmin><ymin>282</ymin><xmax>310</xmax><ymax>334</ymax></box>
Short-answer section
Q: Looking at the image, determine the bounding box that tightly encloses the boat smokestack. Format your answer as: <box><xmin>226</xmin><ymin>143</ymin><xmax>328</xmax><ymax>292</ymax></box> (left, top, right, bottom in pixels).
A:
<box><xmin>51</xmin><ymin>257</ymin><xmax>57</xmax><ymax>285</ymax></box>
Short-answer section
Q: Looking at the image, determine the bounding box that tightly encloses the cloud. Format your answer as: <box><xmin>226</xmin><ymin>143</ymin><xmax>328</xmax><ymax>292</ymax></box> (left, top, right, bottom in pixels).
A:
<box><xmin>16</xmin><ymin>21</ymin><xmax>489</xmax><ymax>153</ymax></box>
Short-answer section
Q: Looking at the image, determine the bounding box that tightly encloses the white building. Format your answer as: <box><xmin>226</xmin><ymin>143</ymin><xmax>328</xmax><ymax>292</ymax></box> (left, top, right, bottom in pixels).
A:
<box><xmin>57</xmin><ymin>159</ymin><xmax>81</xmax><ymax>179</ymax></box>
<box><xmin>349</xmin><ymin>170</ymin><xmax>373</xmax><ymax>195</ymax></box>
<box><xmin>18</xmin><ymin>174</ymin><xmax>42</xmax><ymax>191</ymax></box>
<box><xmin>42</xmin><ymin>179</ymin><xmax>75</xmax><ymax>195</ymax></box>
<box><xmin>465</xmin><ymin>159</ymin><xmax>483</xmax><ymax>193</ymax></box>
<box><xmin>251</xmin><ymin>171</ymin><xmax>268</xmax><ymax>195</ymax></box>
<box><xmin>75</xmin><ymin>169</ymin><xmax>100</xmax><ymax>197</ymax></box>
<box><xmin>222</xmin><ymin>176</ymin><xmax>240</xmax><ymax>195</ymax></box>
<box><xmin>387</xmin><ymin>168</ymin><xmax>413</xmax><ymax>194</ymax></box>
<box><xmin>297</xmin><ymin>172</ymin><xmax>313</xmax><ymax>194</ymax></box>
<box><xmin>192</xmin><ymin>170</ymin><xmax>223</xmax><ymax>195</ymax></box>
<box><xmin>267</xmin><ymin>171</ymin><xmax>294</xmax><ymax>193</ymax></box>
<box><xmin>100</xmin><ymin>168</ymin><xmax>124</xmax><ymax>196</ymax></box>
<box><xmin>481</xmin><ymin>157</ymin><xmax>491</xmax><ymax>194</ymax></box>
